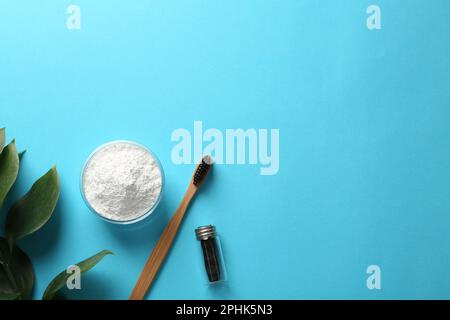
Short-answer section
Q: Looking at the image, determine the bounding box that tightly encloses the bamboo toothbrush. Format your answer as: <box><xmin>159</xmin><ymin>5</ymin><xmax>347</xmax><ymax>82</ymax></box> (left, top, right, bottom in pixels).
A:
<box><xmin>129</xmin><ymin>155</ymin><xmax>213</xmax><ymax>300</ymax></box>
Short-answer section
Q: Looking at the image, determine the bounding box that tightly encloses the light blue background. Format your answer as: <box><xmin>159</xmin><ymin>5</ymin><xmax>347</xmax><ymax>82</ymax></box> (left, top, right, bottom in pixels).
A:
<box><xmin>1</xmin><ymin>1</ymin><xmax>450</xmax><ymax>299</ymax></box>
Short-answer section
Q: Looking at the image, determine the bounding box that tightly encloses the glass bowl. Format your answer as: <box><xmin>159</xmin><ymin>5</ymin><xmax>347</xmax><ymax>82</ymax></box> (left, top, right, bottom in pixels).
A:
<box><xmin>80</xmin><ymin>140</ymin><xmax>164</xmax><ymax>225</ymax></box>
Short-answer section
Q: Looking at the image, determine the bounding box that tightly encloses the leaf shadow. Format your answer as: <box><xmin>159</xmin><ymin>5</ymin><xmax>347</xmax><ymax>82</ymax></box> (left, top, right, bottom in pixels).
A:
<box><xmin>56</xmin><ymin>271</ymin><xmax>116</xmax><ymax>300</ymax></box>
<box><xmin>19</xmin><ymin>195</ymin><xmax>63</xmax><ymax>259</ymax></box>
<box><xmin>0</xmin><ymin>154</ymin><xmax>62</xmax><ymax>254</ymax></box>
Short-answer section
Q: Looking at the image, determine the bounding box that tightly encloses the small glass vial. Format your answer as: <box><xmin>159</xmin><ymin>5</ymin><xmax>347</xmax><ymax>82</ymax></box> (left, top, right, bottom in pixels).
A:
<box><xmin>195</xmin><ymin>225</ymin><xmax>227</xmax><ymax>283</ymax></box>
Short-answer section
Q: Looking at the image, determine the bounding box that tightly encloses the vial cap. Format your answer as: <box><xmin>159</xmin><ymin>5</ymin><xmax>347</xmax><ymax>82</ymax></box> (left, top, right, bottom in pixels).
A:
<box><xmin>195</xmin><ymin>225</ymin><xmax>217</xmax><ymax>240</ymax></box>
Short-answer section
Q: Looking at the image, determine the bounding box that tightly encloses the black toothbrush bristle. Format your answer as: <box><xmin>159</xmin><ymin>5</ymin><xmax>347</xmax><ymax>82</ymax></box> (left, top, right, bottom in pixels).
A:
<box><xmin>193</xmin><ymin>156</ymin><xmax>212</xmax><ymax>187</ymax></box>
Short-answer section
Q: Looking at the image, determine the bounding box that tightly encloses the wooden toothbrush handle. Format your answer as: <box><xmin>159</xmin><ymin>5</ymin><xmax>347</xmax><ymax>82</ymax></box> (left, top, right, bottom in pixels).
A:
<box><xmin>129</xmin><ymin>186</ymin><xmax>196</xmax><ymax>300</ymax></box>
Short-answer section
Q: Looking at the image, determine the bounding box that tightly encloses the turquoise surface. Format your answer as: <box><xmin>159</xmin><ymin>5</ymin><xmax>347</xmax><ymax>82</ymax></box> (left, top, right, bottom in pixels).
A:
<box><xmin>1</xmin><ymin>1</ymin><xmax>450</xmax><ymax>299</ymax></box>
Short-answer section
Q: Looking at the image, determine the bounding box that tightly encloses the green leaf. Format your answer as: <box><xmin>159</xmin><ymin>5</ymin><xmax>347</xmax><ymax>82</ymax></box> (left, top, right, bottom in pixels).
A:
<box><xmin>0</xmin><ymin>291</ymin><xmax>20</xmax><ymax>300</ymax></box>
<box><xmin>6</xmin><ymin>166</ymin><xmax>60</xmax><ymax>243</ymax></box>
<box><xmin>0</xmin><ymin>128</ymin><xmax>5</xmax><ymax>154</ymax></box>
<box><xmin>0</xmin><ymin>237</ymin><xmax>34</xmax><ymax>300</ymax></box>
<box><xmin>0</xmin><ymin>140</ymin><xmax>19</xmax><ymax>208</ymax></box>
<box><xmin>42</xmin><ymin>250</ymin><xmax>113</xmax><ymax>300</ymax></box>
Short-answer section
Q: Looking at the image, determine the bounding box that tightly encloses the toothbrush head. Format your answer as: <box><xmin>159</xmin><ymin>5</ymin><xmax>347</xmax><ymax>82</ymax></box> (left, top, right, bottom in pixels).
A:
<box><xmin>192</xmin><ymin>155</ymin><xmax>213</xmax><ymax>187</ymax></box>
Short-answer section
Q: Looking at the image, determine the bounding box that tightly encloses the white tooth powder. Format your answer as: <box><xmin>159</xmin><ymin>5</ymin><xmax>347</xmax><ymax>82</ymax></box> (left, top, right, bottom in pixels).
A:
<box><xmin>82</xmin><ymin>141</ymin><xmax>163</xmax><ymax>222</ymax></box>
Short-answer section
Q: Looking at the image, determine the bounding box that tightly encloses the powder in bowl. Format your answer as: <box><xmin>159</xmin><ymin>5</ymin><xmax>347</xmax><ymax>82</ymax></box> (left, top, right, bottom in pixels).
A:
<box><xmin>81</xmin><ymin>141</ymin><xmax>163</xmax><ymax>223</ymax></box>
